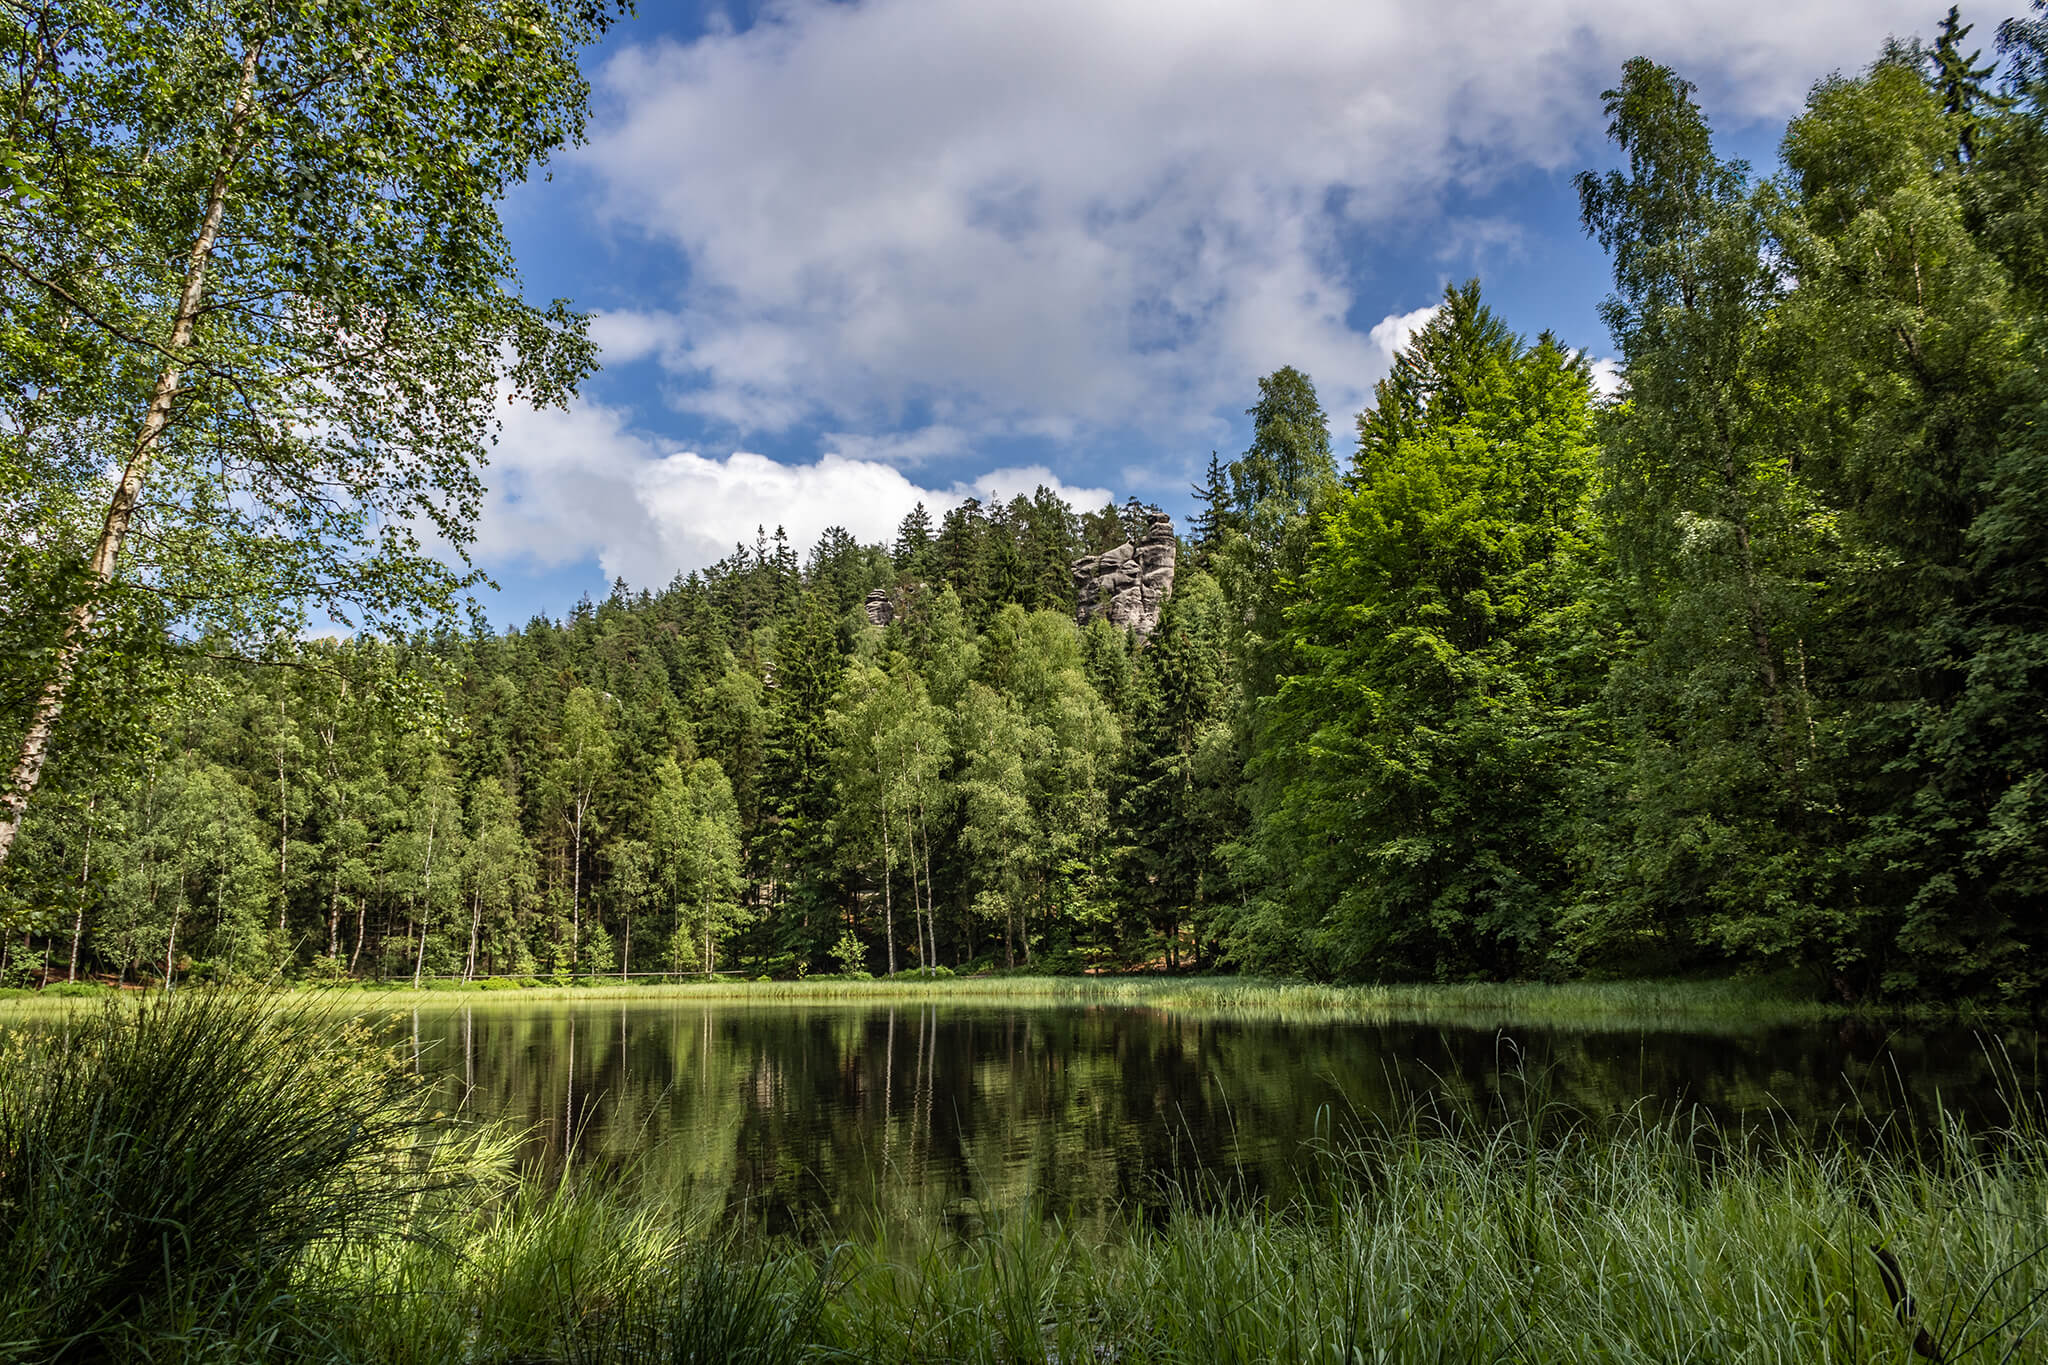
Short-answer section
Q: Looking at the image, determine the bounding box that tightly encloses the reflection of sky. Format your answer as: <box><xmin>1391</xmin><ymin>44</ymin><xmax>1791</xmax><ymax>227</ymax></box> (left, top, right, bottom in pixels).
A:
<box><xmin>472</xmin><ymin>0</ymin><xmax>1944</xmax><ymax>627</ymax></box>
<box><xmin>389</xmin><ymin>1002</ymin><xmax>2041</xmax><ymax>1238</ymax></box>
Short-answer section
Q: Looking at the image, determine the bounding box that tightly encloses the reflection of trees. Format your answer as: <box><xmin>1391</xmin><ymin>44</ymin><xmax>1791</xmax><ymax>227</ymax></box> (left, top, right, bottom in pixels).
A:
<box><xmin>391</xmin><ymin>1003</ymin><xmax>2044</xmax><ymax>1237</ymax></box>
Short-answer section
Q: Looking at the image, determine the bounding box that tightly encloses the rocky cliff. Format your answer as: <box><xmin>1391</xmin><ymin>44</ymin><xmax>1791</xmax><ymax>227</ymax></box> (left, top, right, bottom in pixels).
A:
<box><xmin>1072</xmin><ymin>511</ymin><xmax>1177</xmax><ymax>639</ymax></box>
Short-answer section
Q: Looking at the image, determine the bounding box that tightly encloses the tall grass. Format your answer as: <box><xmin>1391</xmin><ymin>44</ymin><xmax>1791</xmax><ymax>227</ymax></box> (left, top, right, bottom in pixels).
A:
<box><xmin>303</xmin><ymin>1094</ymin><xmax>2047</xmax><ymax>1363</ymax></box>
<box><xmin>3</xmin><ymin>995</ymin><xmax>2043</xmax><ymax>1362</ymax></box>
<box><xmin>0</xmin><ymin>992</ymin><xmax>466</xmax><ymax>1360</ymax></box>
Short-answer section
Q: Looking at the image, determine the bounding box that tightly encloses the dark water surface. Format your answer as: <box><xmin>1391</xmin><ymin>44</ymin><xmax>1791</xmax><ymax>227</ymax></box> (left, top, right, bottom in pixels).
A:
<box><xmin>386</xmin><ymin>1001</ymin><xmax>2041</xmax><ymax>1236</ymax></box>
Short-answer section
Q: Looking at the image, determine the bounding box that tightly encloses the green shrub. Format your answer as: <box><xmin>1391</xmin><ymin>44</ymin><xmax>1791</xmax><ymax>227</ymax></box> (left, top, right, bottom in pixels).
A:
<box><xmin>830</xmin><ymin>930</ymin><xmax>868</xmax><ymax>977</ymax></box>
<box><xmin>36</xmin><ymin>982</ymin><xmax>105</xmax><ymax>998</ymax></box>
<box><xmin>480</xmin><ymin>976</ymin><xmax>522</xmax><ymax>991</ymax></box>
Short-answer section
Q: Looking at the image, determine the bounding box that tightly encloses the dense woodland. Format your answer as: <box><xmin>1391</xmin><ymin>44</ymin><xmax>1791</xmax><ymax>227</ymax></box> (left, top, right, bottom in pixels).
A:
<box><xmin>9</xmin><ymin>11</ymin><xmax>2048</xmax><ymax>1003</ymax></box>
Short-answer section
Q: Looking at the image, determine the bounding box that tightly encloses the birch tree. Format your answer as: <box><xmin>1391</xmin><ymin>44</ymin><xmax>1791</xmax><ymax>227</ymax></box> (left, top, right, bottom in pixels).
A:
<box><xmin>0</xmin><ymin>0</ymin><xmax>616</xmax><ymax>865</ymax></box>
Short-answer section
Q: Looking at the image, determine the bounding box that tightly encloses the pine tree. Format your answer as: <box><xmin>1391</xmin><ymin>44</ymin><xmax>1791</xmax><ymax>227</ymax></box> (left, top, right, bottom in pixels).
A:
<box><xmin>1025</xmin><ymin>486</ymin><xmax>1081</xmax><ymax>612</ymax></box>
<box><xmin>1930</xmin><ymin>6</ymin><xmax>2008</xmax><ymax>163</ymax></box>
<box><xmin>1189</xmin><ymin>453</ymin><xmax>1232</xmax><ymax>554</ymax></box>
<box><xmin>894</xmin><ymin>503</ymin><xmax>936</xmax><ymax>574</ymax></box>
<box><xmin>761</xmin><ymin>593</ymin><xmax>846</xmax><ymax>966</ymax></box>
<box><xmin>935</xmin><ymin>499</ymin><xmax>987</xmax><ymax>616</ymax></box>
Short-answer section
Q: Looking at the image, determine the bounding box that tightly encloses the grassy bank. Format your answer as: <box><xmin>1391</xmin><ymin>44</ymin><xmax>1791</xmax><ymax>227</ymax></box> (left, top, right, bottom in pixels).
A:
<box><xmin>4</xmin><ymin>993</ymin><xmax>2044</xmax><ymax>1362</ymax></box>
<box><xmin>324</xmin><ymin>1112</ymin><xmax>2048</xmax><ymax>1365</ymax></box>
<box><xmin>0</xmin><ymin>974</ymin><xmax>1861</xmax><ymax>1030</ymax></box>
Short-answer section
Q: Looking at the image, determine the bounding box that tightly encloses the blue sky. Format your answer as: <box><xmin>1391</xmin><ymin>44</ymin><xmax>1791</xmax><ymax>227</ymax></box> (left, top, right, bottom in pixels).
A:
<box><xmin>470</xmin><ymin>0</ymin><xmax>1971</xmax><ymax>627</ymax></box>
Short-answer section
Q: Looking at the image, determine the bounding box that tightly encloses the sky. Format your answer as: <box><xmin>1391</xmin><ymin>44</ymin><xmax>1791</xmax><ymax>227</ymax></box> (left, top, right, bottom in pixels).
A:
<box><xmin>471</xmin><ymin>0</ymin><xmax>1976</xmax><ymax>628</ymax></box>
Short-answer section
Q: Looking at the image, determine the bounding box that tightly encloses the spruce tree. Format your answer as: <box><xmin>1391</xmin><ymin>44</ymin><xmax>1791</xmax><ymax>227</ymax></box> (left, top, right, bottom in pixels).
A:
<box><xmin>894</xmin><ymin>503</ymin><xmax>936</xmax><ymax>574</ymax></box>
<box><xmin>1189</xmin><ymin>453</ymin><xmax>1232</xmax><ymax>554</ymax></box>
<box><xmin>1931</xmin><ymin>5</ymin><xmax>2008</xmax><ymax>163</ymax></box>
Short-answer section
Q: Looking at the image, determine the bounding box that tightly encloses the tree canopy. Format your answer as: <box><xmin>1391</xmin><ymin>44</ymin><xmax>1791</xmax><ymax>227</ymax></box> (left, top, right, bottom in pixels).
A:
<box><xmin>8</xmin><ymin>9</ymin><xmax>2048</xmax><ymax>1006</ymax></box>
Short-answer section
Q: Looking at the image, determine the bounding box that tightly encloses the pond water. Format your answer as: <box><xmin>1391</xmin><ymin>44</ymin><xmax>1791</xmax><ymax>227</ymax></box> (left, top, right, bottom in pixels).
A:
<box><xmin>386</xmin><ymin>1001</ymin><xmax>2040</xmax><ymax>1237</ymax></box>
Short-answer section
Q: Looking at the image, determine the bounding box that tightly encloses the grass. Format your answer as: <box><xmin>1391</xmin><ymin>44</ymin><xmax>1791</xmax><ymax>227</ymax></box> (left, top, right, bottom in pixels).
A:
<box><xmin>0</xmin><ymin>992</ymin><xmax>487</xmax><ymax>1360</ymax></box>
<box><xmin>2</xmin><ymin>973</ymin><xmax>1986</xmax><ymax>1032</ymax></box>
<box><xmin>3</xmin><ymin>991</ymin><xmax>2045</xmax><ymax>1362</ymax></box>
<box><xmin>278</xmin><ymin>1075</ymin><xmax>2048</xmax><ymax>1363</ymax></box>
<box><xmin>281</xmin><ymin>973</ymin><xmax>1854</xmax><ymax>1029</ymax></box>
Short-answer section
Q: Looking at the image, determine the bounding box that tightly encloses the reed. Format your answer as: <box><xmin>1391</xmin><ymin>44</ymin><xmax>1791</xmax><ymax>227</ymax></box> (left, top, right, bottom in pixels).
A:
<box><xmin>0</xmin><ymin>991</ymin><xmax>471</xmax><ymax>1359</ymax></box>
<box><xmin>276</xmin><ymin>1072</ymin><xmax>2048</xmax><ymax>1362</ymax></box>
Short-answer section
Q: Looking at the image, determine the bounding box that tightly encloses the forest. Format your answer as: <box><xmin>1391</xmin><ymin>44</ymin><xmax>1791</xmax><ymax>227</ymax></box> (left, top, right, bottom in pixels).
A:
<box><xmin>8</xmin><ymin>7</ymin><xmax>2048</xmax><ymax>1006</ymax></box>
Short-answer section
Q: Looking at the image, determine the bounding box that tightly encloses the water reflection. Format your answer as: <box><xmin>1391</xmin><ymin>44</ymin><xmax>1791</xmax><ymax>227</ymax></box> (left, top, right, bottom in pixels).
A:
<box><xmin>386</xmin><ymin>1002</ymin><xmax>2042</xmax><ymax>1237</ymax></box>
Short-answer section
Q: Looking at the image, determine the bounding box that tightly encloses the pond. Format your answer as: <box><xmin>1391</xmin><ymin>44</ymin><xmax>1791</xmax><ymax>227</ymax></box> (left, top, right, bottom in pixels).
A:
<box><xmin>382</xmin><ymin>999</ymin><xmax>2041</xmax><ymax>1238</ymax></box>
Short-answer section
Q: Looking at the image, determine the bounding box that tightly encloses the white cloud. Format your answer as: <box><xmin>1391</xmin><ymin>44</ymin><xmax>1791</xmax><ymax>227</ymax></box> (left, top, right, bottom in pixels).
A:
<box><xmin>820</xmin><ymin>425</ymin><xmax>975</xmax><ymax>468</ymax></box>
<box><xmin>589</xmin><ymin>309</ymin><xmax>690</xmax><ymax>367</ymax></box>
<box><xmin>478</xmin><ymin>397</ymin><xmax>1112</xmax><ymax>589</ymax></box>
<box><xmin>1368</xmin><ymin>305</ymin><xmax>1440</xmax><ymax>365</ymax></box>
<box><xmin>578</xmin><ymin>0</ymin><xmax>1933</xmax><ymax>439</ymax></box>
<box><xmin>1589</xmin><ymin>357</ymin><xmax>1625</xmax><ymax>401</ymax></box>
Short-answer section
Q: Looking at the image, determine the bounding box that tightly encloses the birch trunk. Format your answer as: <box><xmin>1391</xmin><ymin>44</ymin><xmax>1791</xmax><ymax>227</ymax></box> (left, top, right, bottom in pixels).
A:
<box><xmin>570</xmin><ymin>796</ymin><xmax>586</xmax><ymax>963</ymax></box>
<box><xmin>880</xmin><ymin>803</ymin><xmax>896</xmax><ymax>978</ymax></box>
<box><xmin>276</xmin><ymin>697</ymin><xmax>289</xmax><ymax>935</ymax></box>
<box><xmin>411</xmin><ymin>805</ymin><xmax>439</xmax><ymax>987</ymax></box>
<box><xmin>68</xmin><ymin>796</ymin><xmax>93</xmax><ymax>981</ymax></box>
<box><xmin>328</xmin><ymin>871</ymin><xmax>342</xmax><ymax>961</ymax></box>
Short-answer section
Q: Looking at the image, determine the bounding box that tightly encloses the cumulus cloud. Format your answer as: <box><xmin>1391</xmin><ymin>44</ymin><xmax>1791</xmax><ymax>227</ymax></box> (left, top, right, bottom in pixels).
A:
<box><xmin>1589</xmin><ymin>358</ymin><xmax>1625</xmax><ymax>401</ymax></box>
<box><xmin>478</xmin><ymin>397</ymin><xmax>1112</xmax><ymax>589</ymax></box>
<box><xmin>1369</xmin><ymin>305</ymin><xmax>1440</xmax><ymax>364</ymax></box>
<box><xmin>578</xmin><ymin>0</ymin><xmax>1930</xmax><ymax>439</ymax></box>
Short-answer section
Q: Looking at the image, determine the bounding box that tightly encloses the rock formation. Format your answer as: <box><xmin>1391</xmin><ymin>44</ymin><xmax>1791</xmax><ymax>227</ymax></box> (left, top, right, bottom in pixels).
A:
<box><xmin>863</xmin><ymin>588</ymin><xmax>895</xmax><ymax>627</ymax></box>
<box><xmin>1072</xmin><ymin>511</ymin><xmax>1177</xmax><ymax>639</ymax></box>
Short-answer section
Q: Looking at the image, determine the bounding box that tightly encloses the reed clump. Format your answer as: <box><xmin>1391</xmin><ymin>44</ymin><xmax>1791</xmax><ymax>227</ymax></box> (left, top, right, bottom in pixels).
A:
<box><xmin>0</xmin><ymin>991</ymin><xmax>466</xmax><ymax>1360</ymax></box>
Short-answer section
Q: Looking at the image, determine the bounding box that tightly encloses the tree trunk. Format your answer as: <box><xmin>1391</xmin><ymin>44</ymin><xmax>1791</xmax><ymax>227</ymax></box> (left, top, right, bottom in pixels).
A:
<box><xmin>69</xmin><ymin>796</ymin><xmax>93</xmax><ymax>982</ymax></box>
<box><xmin>880</xmin><ymin>809</ymin><xmax>896</xmax><ymax>977</ymax></box>
<box><xmin>412</xmin><ymin>806</ymin><xmax>438</xmax><ymax>987</ymax></box>
<box><xmin>915</xmin><ymin>801</ymin><xmax>937</xmax><ymax>971</ymax></box>
<box><xmin>570</xmin><ymin>796</ymin><xmax>586</xmax><ymax>965</ymax></box>
<box><xmin>163</xmin><ymin>906</ymin><xmax>180</xmax><ymax>993</ymax></box>
<box><xmin>0</xmin><ymin>41</ymin><xmax>263</xmax><ymax>869</ymax></box>
<box><xmin>276</xmin><ymin>696</ymin><xmax>289</xmax><ymax>935</ymax></box>
<box><xmin>905</xmin><ymin>814</ymin><xmax>925</xmax><ymax>975</ymax></box>
<box><xmin>328</xmin><ymin>869</ymin><xmax>343</xmax><ymax>961</ymax></box>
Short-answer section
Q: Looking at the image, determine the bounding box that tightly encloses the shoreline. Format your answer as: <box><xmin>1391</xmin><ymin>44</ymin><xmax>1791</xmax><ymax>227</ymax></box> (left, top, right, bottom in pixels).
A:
<box><xmin>3</xmin><ymin>973</ymin><xmax>2021</xmax><ymax>1030</ymax></box>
